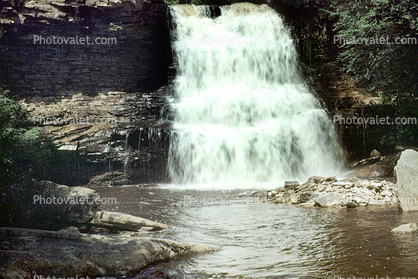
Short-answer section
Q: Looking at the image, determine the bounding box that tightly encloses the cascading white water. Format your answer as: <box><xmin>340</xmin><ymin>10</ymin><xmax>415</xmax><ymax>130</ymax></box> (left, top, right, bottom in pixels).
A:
<box><xmin>168</xmin><ymin>3</ymin><xmax>345</xmax><ymax>185</ymax></box>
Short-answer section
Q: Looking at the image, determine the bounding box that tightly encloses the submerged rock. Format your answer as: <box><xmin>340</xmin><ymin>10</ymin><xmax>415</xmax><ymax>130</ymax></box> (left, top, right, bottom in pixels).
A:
<box><xmin>395</xmin><ymin>149</ymin><xmax>418</xmax><ymax>211</ymax></box>
<box><xmin>0</xmin><ymin>227</ymin><xmax>214</xmax><ymax>278</ymax></box>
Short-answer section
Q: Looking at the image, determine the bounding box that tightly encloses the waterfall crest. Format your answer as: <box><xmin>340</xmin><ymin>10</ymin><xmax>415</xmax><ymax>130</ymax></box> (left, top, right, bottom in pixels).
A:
<box><xmin>168</xmin><ymin>3</ymin><xmax>345</xmax><ymax>185</ymax></box>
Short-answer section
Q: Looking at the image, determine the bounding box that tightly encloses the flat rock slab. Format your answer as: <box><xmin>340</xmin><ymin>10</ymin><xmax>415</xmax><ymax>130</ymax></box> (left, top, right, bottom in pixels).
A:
<box><xmin>92</xmin><ymin>210</ymin><xmax>170</xmax><ymax>231</ymax></box>
<box><xmin>0</xmin><ymin>227</ymin><xmax>214</xmax><ymax>278</ymax></box>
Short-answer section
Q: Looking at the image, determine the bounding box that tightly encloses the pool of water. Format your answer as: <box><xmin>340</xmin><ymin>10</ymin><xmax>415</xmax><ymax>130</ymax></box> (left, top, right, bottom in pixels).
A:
<box><xmin>94</xmin><ymin>185</ymin><xmax>418</xmax><ymax>278</ymax></box>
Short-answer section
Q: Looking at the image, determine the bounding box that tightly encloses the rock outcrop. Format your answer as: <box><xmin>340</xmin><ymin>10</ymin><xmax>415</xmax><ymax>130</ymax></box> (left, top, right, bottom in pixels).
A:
<box><xmin>0</xmin><ymin>227</ymin><xmax>214</xmax><ymax>278</ymax></box>
<box><xmin>395</xmin><ymin>149</ymin><xmax>418</xmax><ymax>211</ymax></box>
<box><xmin>262</xmin><ymin>176</ymin><xmax>398</xmax><ymax>208</ymax></box>
<box><xmin>19</xmin><ymin>90</ymin><xmax>171</xmax><ymax>185</ymax></box>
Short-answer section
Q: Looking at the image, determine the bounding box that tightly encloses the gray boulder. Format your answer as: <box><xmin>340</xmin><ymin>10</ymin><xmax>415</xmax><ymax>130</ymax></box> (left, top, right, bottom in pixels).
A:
<box><xmin>314</xmin><ymin>193</ymin><xmax>341</xmax><ymax>207</ymax></box>
<box><xmin>0</xmin><ymin>227</ymin><xmax>214</xmax><ymax>278</ymax></box>
<box><xmin>35</xmin><ymin>181</ymin><xmax>101</xmax><ymax>228</ymax></box>
<box><xmin>395</xmin><ymin>149</ymin><xmax>418</xmax><ymax>211</ymax></box>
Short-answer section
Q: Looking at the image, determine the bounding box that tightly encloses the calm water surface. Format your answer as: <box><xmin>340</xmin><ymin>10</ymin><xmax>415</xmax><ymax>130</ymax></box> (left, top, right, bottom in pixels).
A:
<box><xmin>94</xmin><ymin>185</ymin><xmax>418</xmax><ymax>279</ymax></box>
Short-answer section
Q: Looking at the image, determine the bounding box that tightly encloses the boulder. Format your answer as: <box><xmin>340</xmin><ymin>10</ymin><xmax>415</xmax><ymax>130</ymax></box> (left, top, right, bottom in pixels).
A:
<box><xmin>323</xmin><ymin>176</ymin><xmax>337</xmax><ymax>183</ymax></box>
<box><xmin>391</xmin><ymin>223</ymin><xmax>418</xmax><ymax>233</ymax></box>
<box><xmin>314</xmin><ymin>193</ymin><xmax>341</xmax><ymax>207</ymax></box>
<box><xmin>0</xmin><ymin>227</ymin><xmax>214</xmax><ymax>278</ymax></box>
<box><xmin>308</xmin><ymin>176</ymin><xmax>324</xmax><ymax>183</ymax></box>
<box><xmin>92</xmin><ymin>210</ymin><xmax>170</xmax><ymax>231</ymax></box>
<box><xmin>395</xmin><ymin>149</ymin><xmax>418</xmax><ymax>211</ymax></box>
<box><xmin>299</xmin><ymin>191</ymin><xmax>314</xmax><ymax>203</ymax></box>
<box><xmin>34</xmin><ymin>181</ymin><xmax>101</xmax><ymax>228</ymax></box>
<box><xmin>284</xmin><ymin>181</ymin><xmax>299</xmax><ymax>190</ymax></box>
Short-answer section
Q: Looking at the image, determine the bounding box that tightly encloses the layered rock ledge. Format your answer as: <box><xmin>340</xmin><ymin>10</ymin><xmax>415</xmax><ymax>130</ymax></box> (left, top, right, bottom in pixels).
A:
<box><xmin>19</xmin><ymin>90</ymin><xmax>171</xmax><ymax>185</ymax></box>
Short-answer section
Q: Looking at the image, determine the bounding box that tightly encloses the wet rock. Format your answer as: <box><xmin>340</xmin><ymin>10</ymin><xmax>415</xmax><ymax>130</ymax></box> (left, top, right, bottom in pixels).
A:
<box><xmin>289</xmin><ymin>193</ymin><xmax>300</xmax><ymax>204</ymax></box>
<box><xmin>351</xmin><ymin>164</ymin><xmax>389</xmax><ymax>178</ymax></box>
<box><xmin>58</xmin><ymin>226</ymin><xmax>80</xmax><ymax>234</ymax></box>
<box><xmin>352</xmin><ymin>149</ymin><xmax>382</xmax><ymax>168</ymax></box>
<box><xmin>350</xmin><ymin>152</ymin><xmax>401</xmax><ymax>179</ymax></box>
<box><xmin>284</xmin><ymin>181</ymin><xmax>299</xmax><ymax>190</ymax></box>
<box><xmin>395</xmin><ymin>149</ymin><xmax>418</xmax><ymax>211</ymax></box>
<box><xmin>308</xmin><ymin>176</ymin><xmax>324</xmax><ymax>183</ymax></box>
<box><xmin>314</xmin><ymin>193</ymin><xmax>341</xmax><ymax>207</ymax></box>
<box><xmin>86</xmin><ymin>171</ymin><xmax>132</xmax><ymax>187</ymax></box>
<box><xmin>346</xmin><ymin>201</ymin><xmax>358</xmax><ymax>208</ymax></box>
<box><xmin>331</xmin><ymin>181</ymin><xmax>354</xmax><ymax>188</ymax></box>
<box><xmin>322</xmin><ymin>176</ymin><xmax>337</xmax><ymax>183</ymax></box>
<box><xmin>391</xmin><ymin>223</ymin><xmax>418</xmax><ymax>233</ymax></box>
<box><xmin>0</xmin><ymin>227</ymin><xmax>214</xmax><ymax>278</ymax></box>
<box><xmin>92</xmin><ymin>210</ymin><xmax>170</xmax><ymax>232</ymax></box>
<box><xmin>299</xmin><ymin>191</ymin><xmax>314</xmax><ymax>203</ymax></box>
<box><xmin>370</xmin><ymin>149</ymin><xmax>382</xmax><ymax>160</ymax></box>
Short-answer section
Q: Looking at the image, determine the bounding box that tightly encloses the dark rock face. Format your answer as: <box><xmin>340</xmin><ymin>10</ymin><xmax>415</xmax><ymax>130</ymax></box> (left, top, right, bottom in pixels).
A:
<box><xmin>20</xmin><ymin>89</ymin><xmax>171</xmax><ymax>185</ymax></box>
<box><xmin>0</xmin><ymin>0</ymin><xmax>171</xmax><ymax>97</ymax></box>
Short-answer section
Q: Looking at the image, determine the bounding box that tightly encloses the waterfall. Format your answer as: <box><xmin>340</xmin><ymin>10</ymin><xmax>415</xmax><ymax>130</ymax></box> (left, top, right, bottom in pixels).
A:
<box><xmin>167</xmin><ymin>3</ymin><xmax>345</xmax><ymax>185</ymax></box>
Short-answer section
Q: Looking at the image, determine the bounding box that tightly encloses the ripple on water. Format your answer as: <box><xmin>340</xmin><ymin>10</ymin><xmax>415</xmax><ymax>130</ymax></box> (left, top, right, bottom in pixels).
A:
<box><xmin>94</xmin><ymin>186</ymin><xmax>418</xmax><ymax>278</ymax></box>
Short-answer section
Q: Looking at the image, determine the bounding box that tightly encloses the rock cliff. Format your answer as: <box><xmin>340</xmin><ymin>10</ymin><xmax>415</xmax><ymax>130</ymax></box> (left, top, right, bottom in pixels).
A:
<box><xmin>0</xmin><ymin>0</ymin><xmax>172</xmax><ymax>185</ymax></box>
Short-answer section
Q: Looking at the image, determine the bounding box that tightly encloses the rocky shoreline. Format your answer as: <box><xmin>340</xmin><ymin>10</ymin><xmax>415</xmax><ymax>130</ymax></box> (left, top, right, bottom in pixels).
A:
<box><xmin>261</xmin><ymin>176</ymin><xmax>398</xmax><ymax>208</ymax></box>
<box><xmin>0</xmin><ymin>180</ymin><xmax>213</xmax><ymax>279</ymax></box>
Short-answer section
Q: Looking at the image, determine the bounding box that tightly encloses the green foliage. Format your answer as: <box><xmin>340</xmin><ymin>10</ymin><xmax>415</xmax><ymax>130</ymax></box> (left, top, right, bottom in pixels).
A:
<box><xmin>0</xmin><ymin>88</ymin><xmax>57</xmax><ymax>227</ymax></box>
<box><xmin>109</xmin><ymin>22</ymin><xmax>124</xmax><ymax>31</ymax></box>
<box><xmin>327</xmin><ymin>0</ymin><xmax>418</xmax><ymax>98</ymax></box>
<box><xmin>322</xmin><ymin>0</ymin><xmax>418</xmax><ymax>147</ymax></box>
